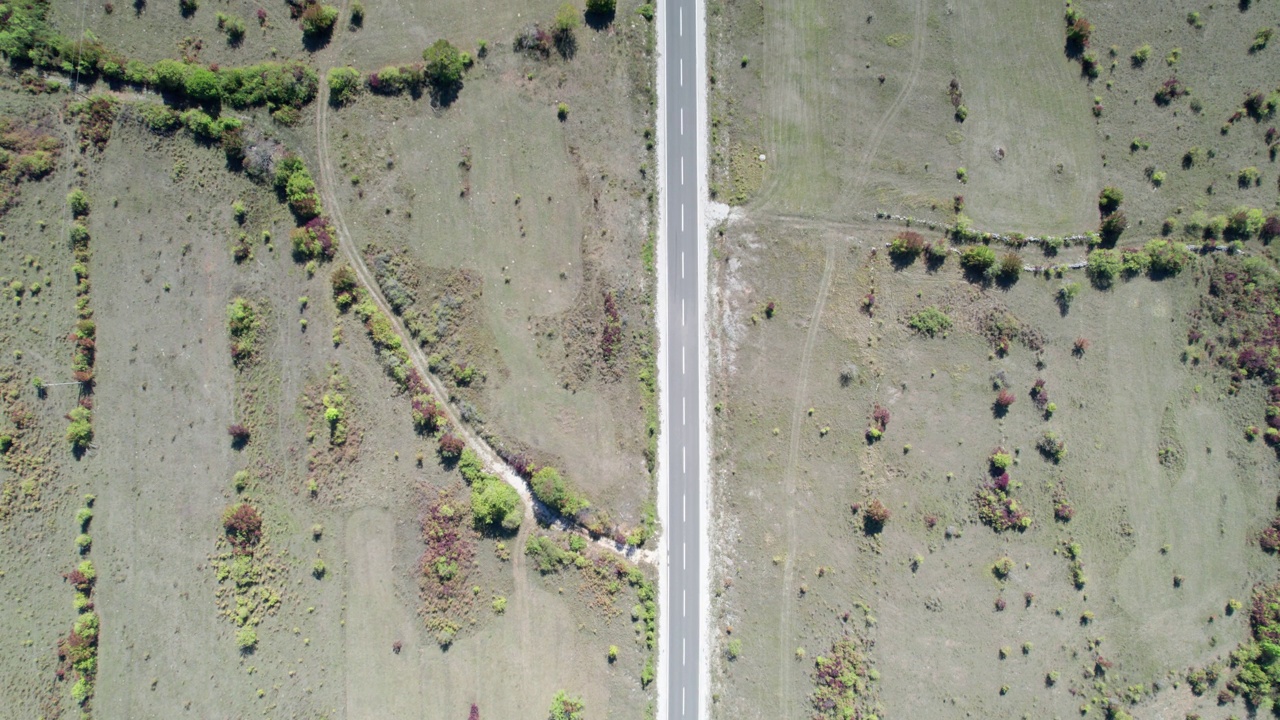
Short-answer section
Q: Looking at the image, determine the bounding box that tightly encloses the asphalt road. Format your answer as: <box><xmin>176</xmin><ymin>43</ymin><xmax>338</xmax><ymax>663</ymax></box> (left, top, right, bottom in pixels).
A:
<box><xmin>662</xmin><ymin>0</ymin><xmax>702</xmax><ymax>716</ymax></box>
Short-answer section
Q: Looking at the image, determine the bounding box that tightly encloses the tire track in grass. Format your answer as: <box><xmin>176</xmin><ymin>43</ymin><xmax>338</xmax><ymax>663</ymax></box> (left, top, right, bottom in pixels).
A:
<box><xmin>851</xmin><ymin>0</ymin><xmax>928</xmax><ymax>191</ymax></box>
<box><xmin>768</xmin><ymin>1</ymin><xmax>925</xmax><ymax>714</ymax></box>
<box><xmin>774</xmin><ymin>243</ymin><xmax>836</xmax><ymax>717</ymax></box>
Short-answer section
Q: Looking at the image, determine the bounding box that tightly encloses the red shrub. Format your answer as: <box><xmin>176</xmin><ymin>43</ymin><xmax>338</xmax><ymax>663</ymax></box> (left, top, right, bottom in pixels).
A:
<box><xmin>995</xmin><ymin>389</ymin><xmax>1016</xmax><ymax>407</ymax></box>
<box><xmin>1073</xmin><ymin>337</ymin><xmax>1091</xmax><ymax>355</ymax></box>
<box><xmin>227</xmin><ymin>423</ymin><xmax>250</xmax><ymax>448</ymax></box>
<box><xmin>222</xmin><ymin>503</ymin><xmax>263</xmax><ymax>552</ymax></box>
<box><xmin>438</xmin><ymin>433</ymin><xmax>465</xmax><ymax>459</ymax></box>
<box><xmin>994</xmin><ymin>596</ymin><xmax>1006</xmax><ymax>612</ymax></box>
<box><xmin>863</xmin><ymin>499</ymin><xmax>891</xmax><ymax>533</ymax></box>
<box><xmin>871</xmin><ymin>404</ymin><xmax>890</xmax><ymax>431</ymax></box>
<box><xmin>469</xmin><ymin>704</ymin><xmax>480</xmax><ymax>720</ymax></box>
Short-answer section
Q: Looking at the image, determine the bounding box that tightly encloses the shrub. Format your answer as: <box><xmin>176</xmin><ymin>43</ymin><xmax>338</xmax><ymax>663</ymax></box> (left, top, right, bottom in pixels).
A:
<box><xmin>1144</xmin><ymin>239</ymin><xmax>1192</xmax><ymax>276</ymax></box>
<box><xmin>1240</xmin><ymin>167</ymin><xmax>1261</xmax><ymax>187</ymax></box>
<box><xmin>471</xmin><ymin>476</ymin><xmax>521</xmax><ymax>531</ymax></box>
<box><xmin>438</xmin><ymin>433</ymin><xmax>465</xmax><ymax>459</ymax></box>
<box><xmin>907</xmin><ymin>306</ymin><xmax>951</xmax><ymax>337</ymax></box>
<box><xmin>1262</xmin><ymin>215</ymin><xmax>1280</xmax><ymax>242</ymax></box>
<box><xmin>67</xmin><ymin>188</ymin><xmax>90</xmax><ymax>217</ymax></box>
<box><xmin>327</xmin><ymin>66</ymin><xmax>361</xmax><ymax>105</ymax></box>
<box><xmin>862</xmin><ymin>499</ymin><xmax>890</xmax><ymax>533</ymax></box>
<box><xmin>1253</xmin><ymin>27</ymin><xmax>1273</xmax><ymax>52</ymax></box>
<box><xmin>331</xmin><ymin>265</ymin><xmax>358</xmax><ymax>310</ymax></box>
<box><xmin>889</xmin><ymin>231</ymin><xmax>926</xmax><ymax>261</ymax></box>
<box><xmin>989</xmin><ymin>450</ymin><xmax>1012</xmax><ymax>471</ymax></box>
<box><xmin>1099</xmin><ymin>210</ymin><xmax>1127</xmax><ymax>244</ymax></box>
<box><xmin>871</xmin><ymin>404</ymin><xmax>890</xmax><ymax>431</ymax></box>
<box><xmin>992</xmin><ymin>556</ymin><xmax>1014</xmax><ymax>579</ymax></box>
<box><xmin>423</xmin><ymin>39</ymin><xmax>465</xmax><ymax>88</ymax></box>
<box><xmin>1097</xmin><ymin>186</ymin><xmax>1123</xmax><ymax>215</ymax></box>
<box><xmin>995</xmin><ymin>389</ymin><xmax>1016</xmax><ymax>409</ymax></box>
<box><xmin>1086</xmin><ymin>248</ymin><xmax>1122</xmax><ymax>288</ymax></box>
<box><xmin>554</xmin><ymin>2</ymin><xmax>580</xmax><ymax>37</ymax></box>
<box><xmin>530</xmin><ymin>466</ymin><xmax>588</xmax><ymax>517</ymax></box>
<box><xmin>585</xmin><ymin>0</ymin><xmax>615</xmax><ymax>16</ymax></box>
<box><xmin>226</xmin><ymin>297</ymin><xmax>259</xmax><ymax>364</ymax></box>
<box><xmin>1065</xmin><ymin>15</ymin><xmax>1092</xmax><ymax>50</ymax></box>
<box><xmin>1037</xmin><ymin>431</ymin><xmax>1067</xmax><ymax>463</ymax></box>
<box><xmin>300</xmin><ymin>3</ymin><xmax>339</xmax><ymax>37</ymax></box>
<box><xmin>236</xmin><ymin>626</ymin><xmax>258</xmax><ymax>651</ymax></box>
<box><xmin>549</xmin><ymin>690</ymin><xmax>585</xmax><ymax>720</ymax></box>
<box><xmin>349</xmin><ymin>0</ymin><xmax>363</xmax><ymax>24</ymax></box>
<box><xmin>1131</xmin><ymin>44</ymin><xmax>1150</xmax><ymax>64</ymax></box>
<box><xmin>1057</xmin><ymin>282</ymin><xmax>1081</xmax><ymax>310</ymax></box>
<box><xmin>727</xmin><ymin>638</ymin><xmax>742</xmax><ymax>660</ymax></box>
<box><xmin>65</xmin><ymin>407</ymin><xmax>93</xmax><ymax>451</ymax></box>
<box><xmin>1154</xmin><ymin>76</ymin><xmax>1186</xmax><ymax>104</ymax></box>
<box><xmin>1227</xmin><ymin>207</ymin><xmax>1266</xmax><ymax>239</ymax></box>
<box><xmin>960</xmin><ymin>245</ymin><xmax>996</xmax><ymax>273</ymax></box>
<box><xmin>222</xmin><ymin>503</ymin><xmax>263</xmax><ymax>551</ymax></box>
<box><xmin>997</xmin><ymin>252</ymin><xmax>1022</xmax><ymax>281</ymax></box>
<box><xmin>227</xmin><ymin>423</ymin><xmax>251</xmax><ymax>447</ymax></box>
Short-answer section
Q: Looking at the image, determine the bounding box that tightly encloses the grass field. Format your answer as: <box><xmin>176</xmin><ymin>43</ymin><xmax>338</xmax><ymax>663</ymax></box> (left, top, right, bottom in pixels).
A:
<box><xmin>0</xmin><ymin>0</ymin><xmax>660</xmax><ymax>715</ymax></box>
<box><xmin>708</xmin><ymin>0</ymin><xmax>1280</xmax><ymax>717</ymax></box>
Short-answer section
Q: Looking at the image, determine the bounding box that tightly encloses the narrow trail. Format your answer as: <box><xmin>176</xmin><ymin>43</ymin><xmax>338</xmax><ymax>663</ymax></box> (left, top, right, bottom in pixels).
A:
<box><xmin>310</xmin><ymin>66</ymin><xmax>655</xmax><ymax>567</ymax></box>
<box><xmin>850</xmin><ymin>0</ymin><xmax>928</xmax><ymax>190</ymax></box>
<box><xmin>774</xmin><ymin>243</ymin><xmax>836</xmax><ymax>716</ymax></box>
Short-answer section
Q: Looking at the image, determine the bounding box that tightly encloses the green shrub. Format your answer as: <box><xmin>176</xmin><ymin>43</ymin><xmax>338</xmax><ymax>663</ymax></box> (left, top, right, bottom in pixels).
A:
<box><xmin>549</xmin><ymin>690</ymin><xmax>585</xmax><ymax>720</ymax></box>
<box><xmin>960</xmin><ymin>245</ymin><xmax>996</xmax><ymax>273</ymax></box>
<box><xmin>327</xmin><ymin>66</ymin><xmax>361</xmax><ymax>105</ymax></box>
<box><xmin>525</xmin><ymin>535</ymin><xmax>572</xmax><ymax>573</ymax></box>
<box><xmin>236</xmin><ymin>626</ymin><xmax>258</xmax><ymax>650</ymax></box>
<box><xmin>1143</xmin><ymin>239</ymin><xmax>1192</xmax><ymax>276</ymax></box>
<box><xmin>75</xmin><ymin>533</ymin><xmax>92</xmax><ymax>552</ymax></box>
<box><xmin>471</xmin><ymin>475</ymin><xmax>521</xmax><ymax>531</ymax></box>
<box><xmin>66</xmin><ymin>407</ymin><xmax>93</xmax><ymax>451</ymax></box>
<box><xmin>300</xmin><ymin>3</ymin><xmax>339</xmax><ymax>37</ymax></box>
<box><xmin>1121</xmin><ymin>248</ymin><xmax>1150</xmax><ymax>276</ymax></box>
<box><xmin>423</xmin><ymin>39</ymin><xmax>465</xmax><ymax>88</ymax></box>
<box><xmin>1131</xmin><ymin>44</ymin><xmax>1151</xmax><ymax>64</ymax></box>
<box><xmin>907</xmin><ymin>306</ymin><xmax>951</xmax><ymax>337</ymax></box>
<box><xmin>1227</xmin><ymin>207</ymin><xmax>1266</xmax><ymax>239</ymax></box>
<box><xmin>585</xmin><ymin>0</ymin><xmax>616</xmax><ymax>15</ymax></box>
<box><xmin>1058</xmin><ymin>282</ymin><xmax>1081</xmax><ymax>309</ymax></box>
<box><xmin>530</xmin><ymin>466</ymin><xmax>589</xmax><ymax>517</ymax></box>
<box><xmin>1240</xmin><ymin>167</ymin><xmax>1261</xmax><ymax>187</ymax></box>
<box><xmin>1086</xmin><ymin>248</ymin><xmax>1122</xmax><ymax>288</ymax></box>
<box><xmin>66</xmin><ymin>188</ymin><xmax>90</xmax><ymax>217</ymax></box>
<box><xmin>1098</xmin><ymin>186</ymin><xmax>1124</xmax><ymax>214</ymax></box>
<box><xmin>992</xmin><ymin>556</ymin><xmax>1014</xmax><ymax>578</ymax></box>
<box><xmin>554</xmin><ymin>2</ymin><xmax>580</xmax><ymax>35</ymax></box>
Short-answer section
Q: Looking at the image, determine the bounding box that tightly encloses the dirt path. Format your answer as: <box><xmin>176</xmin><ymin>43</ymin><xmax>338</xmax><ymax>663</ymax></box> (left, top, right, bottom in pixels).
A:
<box><xmin>774</xmin><ymin>243</ymin><xmax>836</xmax><ymax>716</ymax></box>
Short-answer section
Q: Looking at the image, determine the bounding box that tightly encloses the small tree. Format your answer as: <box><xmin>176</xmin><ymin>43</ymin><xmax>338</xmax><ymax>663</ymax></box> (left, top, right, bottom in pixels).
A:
<box><xmin>585</xmin><ymin>0</ymin><xmax>616</xmax><ymax>16</ymax></box>
<box><xmin>424</xmin><ymin>39</ymin><xmax>465</xmax><ymax>88</ymax></box>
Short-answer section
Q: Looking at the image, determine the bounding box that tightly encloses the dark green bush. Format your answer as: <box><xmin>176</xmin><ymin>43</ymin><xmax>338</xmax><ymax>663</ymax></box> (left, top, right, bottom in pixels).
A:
<box><xmin>423</xmin><ymin>39</ymin><xmax>465</xmax><ymax>88</ymax></box>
